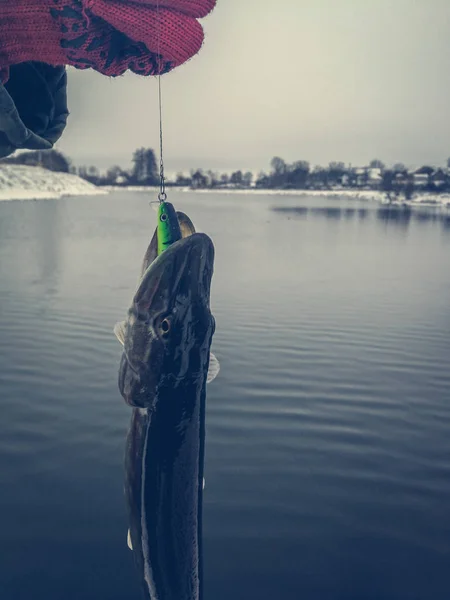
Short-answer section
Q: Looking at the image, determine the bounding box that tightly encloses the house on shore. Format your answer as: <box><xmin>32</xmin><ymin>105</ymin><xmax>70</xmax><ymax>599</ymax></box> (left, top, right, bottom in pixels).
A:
<box><xmin>413</xmin><ymin>166</ymin><xmax>433</xmax><ymax>188</ymax></box>
<box><xmin>431</xmin><ymin>169</ymin><xmax>447</xmax><ymax>189</ymax></box>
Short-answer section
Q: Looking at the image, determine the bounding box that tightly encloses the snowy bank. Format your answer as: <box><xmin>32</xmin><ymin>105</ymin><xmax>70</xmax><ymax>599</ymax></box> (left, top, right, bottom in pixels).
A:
<box><xmin>189</xmin><ymin>187</ymin><xmax>450</xmax><ymax>206</ymax></box>
<box><xmin>103</xmin><ymin>185</ymin><xmax>159</xmax><ymax>193</ymax></box>
<box><xmin>105</xmin><ymin>185</ymin><xmax>450</xmax><ymax>206</ymax></box>
<box><xmin>0</xmin><ymin>165</ymin><xmax>108</xmax><ymax>201</ymax></box>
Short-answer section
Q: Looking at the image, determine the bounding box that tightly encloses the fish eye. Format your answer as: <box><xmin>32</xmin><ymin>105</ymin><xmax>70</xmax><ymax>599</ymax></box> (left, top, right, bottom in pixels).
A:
<box><xmin>160</xmin><ymin>213</ymin><xmax>168</xmax><ymax>222</ymax></box>
<box><xmin>160</xmin><ymin>318</ymin><xmax>171</xmax><ymax>336</ymax></box>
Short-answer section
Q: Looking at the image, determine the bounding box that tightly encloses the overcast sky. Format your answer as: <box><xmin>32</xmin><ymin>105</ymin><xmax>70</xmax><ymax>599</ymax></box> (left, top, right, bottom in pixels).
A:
<box><xmin>59</xmin><ymin>0</ymin><xmax>450</xmax><ymax>174</ymax></box>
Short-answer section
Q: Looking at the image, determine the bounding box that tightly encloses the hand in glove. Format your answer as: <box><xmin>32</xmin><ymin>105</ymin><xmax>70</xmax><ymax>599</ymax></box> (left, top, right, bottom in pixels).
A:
<box><xmin>0</xmin><ymin>0</ymin><xmax>216</xmax><ymax>79</ymax></box>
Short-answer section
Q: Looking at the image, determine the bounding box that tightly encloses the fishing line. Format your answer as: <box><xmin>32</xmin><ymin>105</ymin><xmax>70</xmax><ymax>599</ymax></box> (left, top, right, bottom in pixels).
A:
<box><xmin>156</xmin><ymin>0</ymin><xmax>166</xmax><ymax>204</ymax></box>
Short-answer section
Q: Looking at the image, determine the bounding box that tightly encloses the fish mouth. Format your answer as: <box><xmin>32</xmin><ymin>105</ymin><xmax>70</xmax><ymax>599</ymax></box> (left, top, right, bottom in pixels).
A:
<box><xmin>134</xmin><ymin>233</ymin><xmax>215</xmax><ymax>312</ymax></box>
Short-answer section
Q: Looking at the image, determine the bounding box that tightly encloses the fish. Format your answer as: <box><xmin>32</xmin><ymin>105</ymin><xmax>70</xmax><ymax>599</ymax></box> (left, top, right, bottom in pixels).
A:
<box><xmin>129</xmin><ymin>206</ymin><xmax>219</xmax><ymax>384</ymax></box>
<box><xmin>115</xmin><ymin>227</ymin><xmax>219</xmax><ymax>600</ymax></box>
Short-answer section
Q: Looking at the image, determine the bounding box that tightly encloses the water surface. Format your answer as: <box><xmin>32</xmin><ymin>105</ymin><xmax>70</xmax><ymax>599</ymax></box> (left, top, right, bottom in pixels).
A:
<box><xmin>1</xmin><ymin>191</ymin><xmax>450</xmax><ymax>600</ymax></box>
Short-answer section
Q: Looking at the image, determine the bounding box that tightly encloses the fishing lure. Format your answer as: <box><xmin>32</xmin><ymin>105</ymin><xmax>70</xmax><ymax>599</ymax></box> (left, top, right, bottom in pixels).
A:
<box><xmin>157</xmin><ymin>201</ymin><xmax>182</xmax><ymax>255</ymax></box>
<box><xmin>143</xmin><ymin>205</ymin><xmax>198</xmax><ymax>277</ymax></box>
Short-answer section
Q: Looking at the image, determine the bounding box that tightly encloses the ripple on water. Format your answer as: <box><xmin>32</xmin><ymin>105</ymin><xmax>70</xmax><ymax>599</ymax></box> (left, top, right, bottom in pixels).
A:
<box><xmin>2</xmin><ymin>193</ymin><xmax>450</xmax><ymax>600</ymax></box>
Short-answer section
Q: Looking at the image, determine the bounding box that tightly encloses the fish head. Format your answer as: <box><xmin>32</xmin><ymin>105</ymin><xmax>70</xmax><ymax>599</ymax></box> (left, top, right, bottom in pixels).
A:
<box><xmin>119</xmin><ymin>232</ymin><xmax>215</xmax><ymax>408</ymax></box>
<box><xmin>139</xmin><ymin>209</ymin><xmax>197</xmax><ymax>278</ymax></box>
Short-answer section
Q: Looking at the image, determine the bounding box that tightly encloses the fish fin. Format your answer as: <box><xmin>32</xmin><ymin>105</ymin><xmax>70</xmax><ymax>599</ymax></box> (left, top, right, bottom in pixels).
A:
<box><xmin>127</xmin><ymin>529</ymin><xmax>133</xmax><ymax>550</ymax></box>
<box><xmin>176</xmin><ymin>211</ymin><xmax>196</xmax><ymax>237</ymax></box>
<box><xmin>207</xmin><ymin>352</ymin><xmax>220</xmax><ymax>384</ymax></box>
<box><xmin>114</xmin><ymin>321</ymin><xmax>127</xmax><ymax>346</ymax></box>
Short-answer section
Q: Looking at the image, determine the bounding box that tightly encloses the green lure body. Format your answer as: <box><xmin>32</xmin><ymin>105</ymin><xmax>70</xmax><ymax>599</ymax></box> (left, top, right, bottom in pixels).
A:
<box><xmin>157</xmin><ymin>201</ymin><xmax>182</xmax><ymax>255</ymax></box>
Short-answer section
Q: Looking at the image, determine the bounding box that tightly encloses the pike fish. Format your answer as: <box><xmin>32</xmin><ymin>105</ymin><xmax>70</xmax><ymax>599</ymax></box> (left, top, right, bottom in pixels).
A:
<box><xmin>115</xmin><ymin>217</ymin><xmax>219</xmax><ymax>600</ymax></box>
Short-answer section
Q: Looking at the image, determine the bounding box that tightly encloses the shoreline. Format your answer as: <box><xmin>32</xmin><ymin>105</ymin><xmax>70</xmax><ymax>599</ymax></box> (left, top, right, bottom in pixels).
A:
<box><xmin>0</xmin><ymin>165</ymin><xmax>449</xmax><ymax>208</ymax></box>
<box><xmin>105</xmin><ymin>185</ymin><xmax>450</xmax><ymax>208</ymax></box>
<box><xmin>0</xmin><ymin>165</ymin><xmax>108</xmax><ymax>202</ymax></box>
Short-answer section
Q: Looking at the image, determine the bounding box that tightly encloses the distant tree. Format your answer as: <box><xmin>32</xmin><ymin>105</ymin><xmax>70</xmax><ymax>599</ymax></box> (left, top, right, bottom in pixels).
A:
<box><xmin>6</xmin><ymin>149</ymin><xmax>71</xmax><ymax>173</ymax></box>
<box><xmin>242</xmin><ymin>171</ymin><xmax>253</xmax><ymax>187</ymax></box>
<box><xmin>310</xmin><ymin>166</ymin><xmax>328</xmax><ymax>188</ymax></box>
<box><xmin>77</xmin><ymin>165</ymin><xmax>100</xmax><ymax>184</ymax></box>
<box><xmin>255</xmin><ymin>171</ymin><xmax>270</xmax><ymax>188</ymax></box>
<box><xmin>78</xmin><ymin>166</ymin><xmax>88</xmax><ymax>179</ymax></box>
<box><xmin>404</xmin><ymin>176</ymin><xmax>414</xmax><ymax>200</ymax></box>
<box><xmin>230</xmin><ymin>170</ymin><xmax>243</xmax><ymax>186</ymax></box>
<box><xmin>381</xmin><ymin>170</ymin><xmax>394</xmax><ymax>194</ymax></box>
<box><xmin>132</xmin><ymin>148</ymin><xmax>143</xmax><ymax>180</ymax></box>
<box><xmin>369</xmin><ymin>159</ymin><xmax>385</xmax><ymax>170</ymax></box>
<box><xmin>327</xmin><ymin>162</ymin><xmax>346</xmax><ymax>185</ymax></box>
<box><xmin>44</xmin><ymin>150</ymin><xmax>71</xmax><ymax>172</ymax></box>
<box><xmin>175</xmin><ymin>172</ymin><xmax>191</xmax><ymax>186</ymax></box>
<box><xmin>292</xmin><ymin>160</ymin><xmax>309</xmax><ymax>172</ymax></box>
<box><xmin>270</xmin><ymin>156</ymin><xmax>287</xmax><ymax>175</ymax></box>
<box><xmin>105</xmin><ymin>165</ymin><xmax>125</xmax><ymax>185</ymax></box>
<box><xmin>447</xmin><ymin>157</ymin><xmax>450</xmax><ymax>170</ymax></box>
<box><xmin>87</xmin><ymin>166</ymin><xmax>100</xmax><ymax>184</ymax></box>
<box><xmin>132</xmin><ymin>147</ymin><xmax>157</xmax><ymax>184</ymax></box>
<box><xmin>206</xmin><ymin>170</ymin><xmax>219</xmax><ymax>188</ymax></box>
<box><xmin>287</xmin><ymin>160</ymin><xmax>309</xmax><ymax>188</ymax></box>
<box><xmin>328</xmin><ymin>161</ymin><xmax>346</xmax><ymax>172</ymax></box>
<box><xmin>269</xmin><ymin>157</ymin><xmax>288</xmax><ymax>187</ymax></box>
<box><xmin>392</xmin><ymin>163</ymin><xmax>406</xmax><ymax>173</ymax></box>
<box><xmin>191</xmin><ymin>169</ymin><xmax>208</xmax><ymax>188</ymax></box>
<box><xmin>220</xmin><ymin>173</ymin><xmax>229</xmax><ymax>185</ymax></box>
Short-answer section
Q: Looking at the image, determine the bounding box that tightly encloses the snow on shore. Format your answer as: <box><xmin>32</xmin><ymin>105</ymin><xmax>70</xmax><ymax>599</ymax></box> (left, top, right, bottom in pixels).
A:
<box><xmin>5</xmin><ymin>167</ymin><xmax>445</xmax><ymax>208</ymax></box>
<box><xmin>191</xmin><ymin>187</ymin><xmax>450</xmax><ymax>206</ymax></box>
<box><xmin>106</xmin><ymin>184</ymin><xmax>450</xmax><ymax>207</ymax></box>
<box><xmin>0</xmin><ymin>165</ymin><xmax>107</xmax><ymax>201</ymax></box>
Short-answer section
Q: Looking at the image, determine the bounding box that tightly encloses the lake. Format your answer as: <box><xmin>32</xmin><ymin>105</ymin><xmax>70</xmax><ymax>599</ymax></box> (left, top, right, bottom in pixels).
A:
<box><xmin>1</xmin><ymin>191</ymin><xmax>450</xmax><ymax>600</ymax></box>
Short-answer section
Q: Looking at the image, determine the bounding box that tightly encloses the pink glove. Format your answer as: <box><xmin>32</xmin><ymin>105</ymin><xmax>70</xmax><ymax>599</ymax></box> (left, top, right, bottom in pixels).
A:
<box><xmin>0</xmin><ymin>0</ymin><xmax>216</xmax><ymax>80</ymax></box>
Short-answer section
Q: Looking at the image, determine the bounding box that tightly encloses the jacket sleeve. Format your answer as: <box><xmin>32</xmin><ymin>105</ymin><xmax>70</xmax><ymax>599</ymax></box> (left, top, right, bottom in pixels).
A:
<box><xmin>0</xmin><ymin>62</ymin><xmax>69</xmax><ymax>159</ymax></box>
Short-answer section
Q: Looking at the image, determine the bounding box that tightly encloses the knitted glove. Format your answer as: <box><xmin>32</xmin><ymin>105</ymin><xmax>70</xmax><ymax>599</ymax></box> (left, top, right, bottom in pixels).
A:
<box><xmin>0</xmin><ymin>0</ymin><xmax>216</xmax><ymax>80</ymax></box>
<box><xmin>0</xmin><ymin>62</ymin><xmax>68</xmax><ymax>158</ymax></box>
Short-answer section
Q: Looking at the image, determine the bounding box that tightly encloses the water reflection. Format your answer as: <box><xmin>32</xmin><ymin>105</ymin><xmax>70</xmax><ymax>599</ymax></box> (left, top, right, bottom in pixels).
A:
<box><xmin>273</xmin><ymin>206</ymin><xmax>308</xmax><ymax>218</ymax></box>
<box><xmin>376</xmin><ymin>206</ymin><xmax>412</xmax><ymax>229</ymax></box>
<box><xmin>33</xmin><ymin>200</ymin><xmax>62</xmax><ymax>292</ymax></box>
<box><xmin>1</xmin><ymin>191</ymin><xmax>450</xmax><ymax>600</ymax></box>
<box><xmin>272</xmin><ymin>204</ymin><xmax>450</xmax><ymax>232</ymax></box>
<box><xmin>310</xmin><ymin>206</ymin><xmax>342</xmax><ymax>219</ymax></box>
<box><xmin>0</xmin><ymin>199</ymin><xmax>63</xmax><ymax>298</ymax></box>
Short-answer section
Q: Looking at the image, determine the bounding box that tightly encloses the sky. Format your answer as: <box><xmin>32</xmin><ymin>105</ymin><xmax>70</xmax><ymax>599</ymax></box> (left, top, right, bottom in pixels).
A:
<box><xmin>59</xmin><ymin>0</ymin><xmax>450</xmax><ymax>175</ymax></box>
